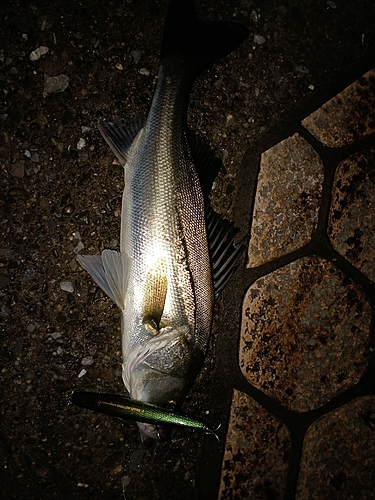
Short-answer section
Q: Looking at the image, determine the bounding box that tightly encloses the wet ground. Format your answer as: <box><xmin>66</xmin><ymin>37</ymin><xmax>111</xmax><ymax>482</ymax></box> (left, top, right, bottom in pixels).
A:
<box><xmin>1</xmin><ymin>0</ymin><xmax>375</xmax><ymax>499</ymax></box>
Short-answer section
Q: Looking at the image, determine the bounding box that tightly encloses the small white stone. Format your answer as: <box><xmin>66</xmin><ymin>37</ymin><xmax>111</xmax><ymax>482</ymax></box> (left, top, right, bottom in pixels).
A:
<box><xmin>253</xmin><ymin>35</ymin><xmax>265</xmax><ymax>45</ymax></box>
<box><xmin>30</xmin><ymin>46</ymin><xmax>49</xmax><ymax>61</ymax></box>
<box><xmin>81</xmin><ymin>356</ymin><xmax>94</xmax><ymax>366</ymax></box>
<box><xmin>139</xmin><ymin>68</ymin><xmax>150</xmax><ymax>76</ymax></box>
<box><xmin>44</xmin><ymin>74</ymin><xmax>69</xmax><ymax>95</ymax></box>
<box><xmin>77</xmin><ymin>137</ymin><xmax>85</xmax><ymax>150</ymax></box>
<box><xmin>78</xmin><ymin>369</ymin><xmax>87</xmax><ymax>378</ymax></box>
<box><xmin>60</xmin><ymin>280</ymin><xmax>74</xmax><ymax>293</ymax></box>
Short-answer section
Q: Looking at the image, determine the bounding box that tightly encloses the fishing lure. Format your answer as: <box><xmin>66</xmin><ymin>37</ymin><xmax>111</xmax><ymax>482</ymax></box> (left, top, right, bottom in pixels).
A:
<box><xmin>72</xmin><ymin>391</ymin><xmax>220</xmax><ymax>441</ymax></box>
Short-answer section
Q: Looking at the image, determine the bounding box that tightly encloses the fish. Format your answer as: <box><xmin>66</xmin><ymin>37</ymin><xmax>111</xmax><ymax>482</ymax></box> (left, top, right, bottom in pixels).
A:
<box><xmin>76</xmin><ymin>0</ymin><xmax>248</xmax><ymax>441</ymax></box>
<box><xmin>72</xmin><ymin>391</ymin><xmax>221</xmax><ymax>441</ymax></box>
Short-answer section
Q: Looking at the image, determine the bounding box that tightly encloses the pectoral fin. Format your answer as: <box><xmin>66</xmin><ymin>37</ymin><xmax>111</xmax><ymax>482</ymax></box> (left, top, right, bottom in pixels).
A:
<box><xmin>142</xmin><ymin>258</ymin><xmax>168</xmax><ymax>333</ymax></box>
<box><xmin>77</xmin><ymin>250</ymin><xmax>130</xmax><ymax>310</ymax></box>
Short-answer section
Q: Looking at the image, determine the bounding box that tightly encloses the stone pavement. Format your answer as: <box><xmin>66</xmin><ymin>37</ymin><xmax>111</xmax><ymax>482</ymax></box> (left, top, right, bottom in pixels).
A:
<box><xmin>199</xmin><ymin>67</ymin><xmax>375</xmax><ymax>499</ymax></box>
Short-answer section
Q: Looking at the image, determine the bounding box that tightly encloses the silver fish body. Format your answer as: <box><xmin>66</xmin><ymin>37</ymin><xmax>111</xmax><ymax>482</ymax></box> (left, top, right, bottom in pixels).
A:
<box><xmin>77</xmin><ymin>0</ymin><xmax>248</xmax><ymax>440</ymax></box>
<box><xmin>119</xmin><ymin>68</ymin><xmax>213</xmax><ymax>405</ymax></box>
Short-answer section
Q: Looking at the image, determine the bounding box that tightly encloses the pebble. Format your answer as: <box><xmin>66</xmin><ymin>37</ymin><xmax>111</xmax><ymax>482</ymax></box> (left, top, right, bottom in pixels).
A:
<box><xmin>20</xmin><ymin>267</ymin><xmax>35</xmax><ymax>282</ymax></box>
<box><xmin>51</xmin><ymin>332</ymin><xmax>62</xmax><ymax>340</ymax></box>
<box><xmin>30</xmin><ymin>46</ymin><xmax>49</xmax><ymax>61</ymax></box>
<box><xmin>253</xmin><ymin>35</ymin><xmax>266</xmax><ymax>45</ymax></box>
<box><xmin>81</xmin><ymin>356</ymin><xmax>94</xmax><ymax>366</ymax></box>
<box><xmin>60</xmin><ymin>280</ymin><xmax>74</xmax><ymax>293</ymax></box>
<box><xmin>139</xmin><ymin>68</ymin><xmax>150</xmax><ymax>76</ymax></box>
<box><xmin>1</xmin><ymin>305</ymin><xmax>11</xmax><ymax>317</ymax></box>
<box><xmin>131</xmin><ymin>50</ymin><xmax>141</xmax><ymax>63</ymax></box>
<box><xmin>44</xmin><ymin>75</ymin><xmax>70</xmax><ymax>95</ymax></box>
<box><xmin>77</xmin><ymin>138</ymin><xmax>85</xmax><ymax>150</ymax></box>
<box><xmin>72</xmin><ymin>231</ymin><xmax>85</xmax><ymax>254</ymax></box>
<box><xmin>11</xmin><ymin>163</ymin><xmax>25</xmax><ymax>178</ymax></box>
<box><xmin>296</xmin><ymin>65</ymin><xmax>309</xmax><ymax>75</ymax></box>
<box><xmin>37</xmin><ymin>14</ymin><xmax>56</xmax><ymax>31</ymax></box>
<box><xmin>78</xmin><ymin>369</ymin><xmax>87</xmax><ymax>378</ymax></box>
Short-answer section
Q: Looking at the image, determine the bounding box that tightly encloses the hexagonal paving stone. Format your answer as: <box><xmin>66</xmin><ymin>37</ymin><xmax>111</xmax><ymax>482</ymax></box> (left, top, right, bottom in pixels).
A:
<box><xmin>329</xmin><ymin>146</ymin><xmax>375</xmax><ymax>282</ymax></box>
<box><xmin>297</xmin><ymin>395</ymin><xmax>375</xmax><ymax>499</ymax></box>
<box><xmin>302</xmin><ymin>68</ymin><xmax>375</xmax><ymax>147</ymax></box>
<box><xmin>247</xmin><ymin>133</ymin><xmax>323</xmax><ymax>268</ymax></box>
<box><xmin>240</xmin><ymin>255</ymin><xmax>371</xmax><ymax>411</ymax></box>
<box><xmin>219</xmin><ymin>389</ymin><xmax>290</xmax><ymax>499</ymax></box>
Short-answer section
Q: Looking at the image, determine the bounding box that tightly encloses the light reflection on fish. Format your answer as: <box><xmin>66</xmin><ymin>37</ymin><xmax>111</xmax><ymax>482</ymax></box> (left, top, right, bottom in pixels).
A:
<box><xmin>76</xmin><ymin>0</ymin><xmax>248</xmax><ymax>442</ymax></box>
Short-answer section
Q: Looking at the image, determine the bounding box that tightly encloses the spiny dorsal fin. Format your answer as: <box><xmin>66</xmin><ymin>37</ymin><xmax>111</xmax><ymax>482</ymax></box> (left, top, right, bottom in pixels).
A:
<box><xmin>142</xmin><ymin>257</ymin><xmax>168</xmax><ymax>334</ymax></box>
<box><xmin>98</xmin><ymin>118</ymin><xmax>144</xmax><ymax>165</ymax></box>
<box><xmin>77</xmin><ymin>250</ymin><xmax>130</xmax><ymax>310</ymax></box>
<box><xmin>206</xmin><ymin>206</ymin><xmax>248</xmax><ymax>299</ymax></box>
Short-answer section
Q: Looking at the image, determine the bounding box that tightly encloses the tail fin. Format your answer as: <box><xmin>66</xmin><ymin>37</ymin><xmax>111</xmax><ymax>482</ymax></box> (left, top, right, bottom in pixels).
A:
<box><xmin>161</xmin><ymin>0</ymin><xmax>248</xmax><ymax>76</ymax></box>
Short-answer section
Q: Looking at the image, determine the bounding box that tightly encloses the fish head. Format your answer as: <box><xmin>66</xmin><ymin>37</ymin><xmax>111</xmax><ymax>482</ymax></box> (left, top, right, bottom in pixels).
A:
<box><xmin>123</xmin><ymin>326</ymin><xmax>203</xmax><ymax>440</ymax></box>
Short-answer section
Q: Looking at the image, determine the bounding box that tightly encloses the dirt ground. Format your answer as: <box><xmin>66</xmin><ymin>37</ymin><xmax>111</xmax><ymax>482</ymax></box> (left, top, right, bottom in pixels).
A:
<box><xmin>1</xmin><ymin>0</ymin><xmax>374</xmax><ymax>499</ymax></box>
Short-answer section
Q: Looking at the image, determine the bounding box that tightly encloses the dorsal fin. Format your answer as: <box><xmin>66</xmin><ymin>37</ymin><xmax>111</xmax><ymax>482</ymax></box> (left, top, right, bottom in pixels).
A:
<box><xmin>206</xmin><ymin>206</ymin><xmax>248</xmax><ymax>299</ymax></box>
<box><xmin>98</xmin><ymin>118</ymin><xmax>145</xmax><ymax>165</ymax></box>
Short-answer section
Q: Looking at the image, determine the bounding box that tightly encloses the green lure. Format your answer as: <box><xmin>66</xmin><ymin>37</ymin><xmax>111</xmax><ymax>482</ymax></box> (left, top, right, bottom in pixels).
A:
<box><xmin>72</xmin><ymin>391</ymin><xmax>220</xmax><ymax>440</ymax></box>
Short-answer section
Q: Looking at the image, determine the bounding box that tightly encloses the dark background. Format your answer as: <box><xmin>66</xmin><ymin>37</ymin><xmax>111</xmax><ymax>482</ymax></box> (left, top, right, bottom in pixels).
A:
<box><xmin>1</xmin><ymin>0</ymin><xmax>374</xmax><ymax>498</ymax></box>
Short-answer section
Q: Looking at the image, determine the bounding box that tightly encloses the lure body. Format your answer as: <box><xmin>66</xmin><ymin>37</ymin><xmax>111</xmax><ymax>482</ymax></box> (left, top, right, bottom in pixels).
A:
<box><xmin>72</xmin><ymin>391</ymin><xmax>220</xmax><ymax>440</ymax></box>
